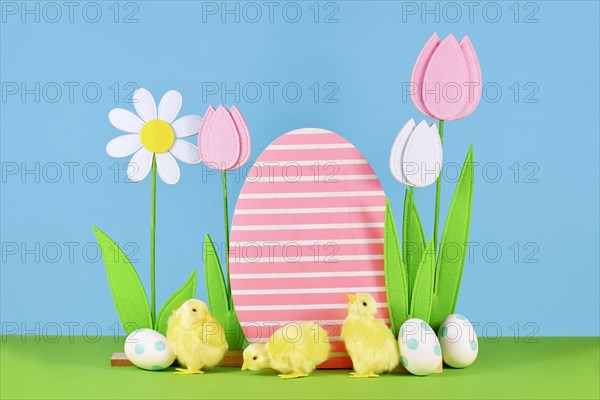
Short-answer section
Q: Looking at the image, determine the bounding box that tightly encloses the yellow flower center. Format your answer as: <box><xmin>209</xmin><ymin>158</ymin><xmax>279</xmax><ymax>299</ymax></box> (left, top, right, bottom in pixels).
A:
<box><xmin>140</xmin><ymin>120</ymin><xmax>175</xmax><ymax>153</ymax></box>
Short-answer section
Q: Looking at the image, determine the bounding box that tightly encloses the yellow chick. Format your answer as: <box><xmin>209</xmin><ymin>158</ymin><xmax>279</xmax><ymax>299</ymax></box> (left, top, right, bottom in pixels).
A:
<box><xmin>341</xmin><ymin>293</ymin><xmax>399</xmax><ymax>378</ymax></box>
<box><xmin>166</xmin><ymin>299</ymin><xmax>228</xmax><ymax>375</ymax></box>
<box><xmin>242</xmin><ymin>322</ymin><xmax>330</xmax><ymax>379</ymax></box>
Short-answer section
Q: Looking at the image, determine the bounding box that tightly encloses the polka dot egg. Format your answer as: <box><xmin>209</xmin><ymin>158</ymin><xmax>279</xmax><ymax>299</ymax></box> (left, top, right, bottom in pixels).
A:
<box><xmin>124</xmin><ymin>329</ymin><xmax>175</xmax><ymax>371</ymax></box>
<box><xmin>398</xmin><ymin>318</ymin><xmax>442</xmax><ymax>376</ymax></box>
<box><xmin>438</xmin><ymin>314</ymin><xmax>478</xmax><ymax>368</ymax></box>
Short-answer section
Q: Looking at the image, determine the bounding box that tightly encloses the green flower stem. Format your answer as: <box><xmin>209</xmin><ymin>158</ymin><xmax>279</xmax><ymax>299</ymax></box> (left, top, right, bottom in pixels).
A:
<box><xmin>433</xmin><ymin>120</ymin><xmax>445</xmax><ymax>256</ymax></box>
<box><xmin>221</xmin><ymin>170</ymin><xmax>232</xmax><ymax>305</ymax></box>
<box><xmin>150</xmin><ymin>155</ymin><xmax>157</xmax><ymax>324</ymax></box>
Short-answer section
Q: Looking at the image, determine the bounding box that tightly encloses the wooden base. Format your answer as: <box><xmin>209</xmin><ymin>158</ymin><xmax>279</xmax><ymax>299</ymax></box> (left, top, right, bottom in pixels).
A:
<box><xmin>219</xmin><ymin>350</ymin><xmax>245</xmax><ymax>367</ymax></box>
<box><xmin>110</xmin><ymin>353</ymin><xmax>132</xmax><ymax>367</ymax></box>
<box><xmin>111</xmin><ymin>351</ymin><xmax>442</xmax><ymax>373</ymax></box>
<box><xmin>111</xmin><ymin>350</ymin><xmax>244</xmax><ymax>367</ymax></box>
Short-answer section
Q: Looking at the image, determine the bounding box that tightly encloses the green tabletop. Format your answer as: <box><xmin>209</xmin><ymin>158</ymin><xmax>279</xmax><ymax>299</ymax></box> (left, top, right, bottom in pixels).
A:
<box><xmin>1</xmin><ymin>336</ymin><xmax>598</xmax><ymax>399</ymax></box>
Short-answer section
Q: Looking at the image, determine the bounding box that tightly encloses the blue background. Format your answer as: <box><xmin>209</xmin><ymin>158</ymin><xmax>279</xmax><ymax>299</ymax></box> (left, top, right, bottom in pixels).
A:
<box><xmin>1</xmin><ymin>1</ymin><xmax>598</xmax><ymax>336</ymax></box>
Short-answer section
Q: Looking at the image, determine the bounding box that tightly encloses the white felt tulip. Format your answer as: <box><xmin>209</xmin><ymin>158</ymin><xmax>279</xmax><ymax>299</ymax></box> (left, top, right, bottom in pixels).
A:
<box><xmin>389</xmin><ymin>119</ymin><xmax>416</xmax><ymax>185</ymax></box>
<box><xmin>389</xmin><ymin>119</ymin><xmax>442</xmax><ymax>187</ymax></box>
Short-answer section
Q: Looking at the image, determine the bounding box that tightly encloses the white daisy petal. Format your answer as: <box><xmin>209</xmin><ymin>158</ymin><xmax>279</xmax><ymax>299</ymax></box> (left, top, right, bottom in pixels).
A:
<box><xmin>108</xmin><ymin>108</ymin><xmax>144</xmax><ymax>133</ymax></box>
<box><xmin>155</xmin><ymin>152</ymin><xmax>180</xmax><ymax>184</ymax></box>
<box><xmin>158</xmin><ymin>90</ymin><xmax>182</xmax><ymax>123</ymax></box>
<box><xmin>169</xmin><ymin>140</ymin><xmax>201</xmax><ymax>164</ymax></box>
<box><xmin>133</xmin><ymin>88</ymin><xmax>157</xmax><ymax>122</ymax></box>
<box><xmin>106</xmin><ymin>134</ymin><xmax>142</xmax><ymax>158</ymax></box>
<box><xmin>172</xmin><ymin>115</ymin><xmax>203</xmax><ymax>138</ymax></box>
<box><xmin>127</xmin><ymin>148</ymin><xmax>153</xmax><ymax>182</ymax></box>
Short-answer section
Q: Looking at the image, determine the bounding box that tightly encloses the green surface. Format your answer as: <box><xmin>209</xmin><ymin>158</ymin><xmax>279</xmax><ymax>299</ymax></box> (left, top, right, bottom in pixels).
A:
<box><xmin>1</xmin><ymin>337</ymin><xmax>598</xmax><ymax>399</ymax></box>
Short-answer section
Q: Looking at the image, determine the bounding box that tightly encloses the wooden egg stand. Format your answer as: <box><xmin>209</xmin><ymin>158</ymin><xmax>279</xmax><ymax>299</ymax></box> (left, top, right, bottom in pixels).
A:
<box><xmin>110</xmin><ymin>350</ymin><xmax>442</xmax><ymax>373</ymax></box>
<box><xmin>110</xmin><ymin>350</ymin><xmax>243</xmax><ymax>367</ymax></box>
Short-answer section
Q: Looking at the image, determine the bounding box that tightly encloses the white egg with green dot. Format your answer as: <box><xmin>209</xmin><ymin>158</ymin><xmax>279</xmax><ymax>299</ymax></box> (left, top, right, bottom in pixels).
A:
<box><xmin>438</xmin><ymin>314</ymin><xmax>478</xmax><ymax>368</ymax></box>
<box><xmin>398</xmin><ymin>318</ymin><xmax>442</xmax><ymax>376</ymax></box>
<box><xmin>124</xmin><ymin>329</ymin><xmax>175</xmax><ymax>371</ymax></box>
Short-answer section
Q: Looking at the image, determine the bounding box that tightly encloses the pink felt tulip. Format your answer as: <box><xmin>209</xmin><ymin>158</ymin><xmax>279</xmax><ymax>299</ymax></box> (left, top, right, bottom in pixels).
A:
<box><xmin>411</xmin><ymin>33</ymin><xmax>482</xmax><ymax>121</ymax></box>
<box><xmin>198</xmin><ymin>105</ymin><xmax>251</xmax><ymax>170</ymax></box>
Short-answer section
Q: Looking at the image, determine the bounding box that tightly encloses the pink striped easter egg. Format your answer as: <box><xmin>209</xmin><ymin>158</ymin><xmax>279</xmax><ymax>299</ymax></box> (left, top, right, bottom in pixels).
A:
<box><xmin>229</xmin><ymin>128</ymin><xmax>389</xmax><ymax>368</ymax></box>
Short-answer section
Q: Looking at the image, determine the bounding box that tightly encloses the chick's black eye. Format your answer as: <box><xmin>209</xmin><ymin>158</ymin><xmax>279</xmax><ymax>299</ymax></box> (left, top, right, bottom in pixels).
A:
<box><xmin>192</xmin><ymin>308</ymin><xmax>197</xmax><ymax>312</ymax></box>
<box><xmin>252</xmin><ymin>356</ymin><xmax>257</xmax><ymax>360</ymax></box>
<box><xmin>362</xmin><ymin>302</ymin><xmax>367</xmax><ymax>307</ymax></box>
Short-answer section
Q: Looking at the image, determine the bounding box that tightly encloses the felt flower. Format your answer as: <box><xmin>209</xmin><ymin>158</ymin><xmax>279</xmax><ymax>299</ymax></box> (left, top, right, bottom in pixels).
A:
<box><xmin>389</xmin><ymin>119</ymin><xmax>442</xmax><ymax>187</ymax></box>
<box><xmin>197</xmin><ymin>105</ymin><xmax>252</xmax><ymax>350</ymax></box>
<box><xmin>411</xmin><ymin>33</ymin><xmax>482</xmax><ymax>121</ymax></box>
<box><xmin>106</xmin><ymin>88</ymin><xmax>202</xmax><ymax>184</ymax></box>
<box><xmin>198</xmin><ymin>105</ymin><xmax>251</xmax><ymax>170</ymax></box>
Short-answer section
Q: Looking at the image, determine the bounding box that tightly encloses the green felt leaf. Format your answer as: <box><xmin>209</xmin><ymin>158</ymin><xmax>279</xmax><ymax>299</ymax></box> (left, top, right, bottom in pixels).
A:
<box><xmin>155</xmin><ymin>270</ymin><xmax>197</xmax><ymax>335</ymax></box>
<box><xmin>383</xmin><ymin>198</ymin><xmax>409</xmax><ymax>337</ymax></box>
<box><xmin>93</xmin><ymin>226</ymin><xmax>152</xmax><ymax>334</ymax></box>
<box><xmin>409</xmin><ymin>239</ymin><xmax>435</xmax><ymax>322</ymax></box>
<box><xmin>204</xmin><ymin>233</ymin><xmax>247</xmax><ymax>350</ymax></box>
<box><xmin>402</xmin><ymin>188</ymin><xmax>426</xmax><ymax>300</ymax></box>
<box><xmin>430</xmin><ymin>145</ymin><xmax>475</xmax><ymax>330</ymax></box>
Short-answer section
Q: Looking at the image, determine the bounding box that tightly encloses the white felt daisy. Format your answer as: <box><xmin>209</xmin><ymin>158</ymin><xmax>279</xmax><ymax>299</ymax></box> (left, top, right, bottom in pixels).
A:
<box><xmin>106</xmin><ymin>88</ymin><xmax>202</xmax><ymax>184</ymax></box>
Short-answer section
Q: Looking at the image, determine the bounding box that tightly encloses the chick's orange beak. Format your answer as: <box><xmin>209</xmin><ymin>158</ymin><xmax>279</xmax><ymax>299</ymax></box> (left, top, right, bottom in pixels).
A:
<box><xmin>241</xmin><ymin>363</ymin><xmax>248</xmax><ymax>371</ymax></box>
<box><xmin>347</xmin><ymin>294</ymin><xmax>356</xmax><ymax>302</ymax></box>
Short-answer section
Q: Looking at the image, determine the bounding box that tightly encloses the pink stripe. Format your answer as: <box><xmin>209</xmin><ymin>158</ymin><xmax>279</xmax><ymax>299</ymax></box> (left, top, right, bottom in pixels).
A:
<box><xmin>244</xmin><ymin>324</ymin><xmax>344</xmax><ymax>340</ymax></box>
<box><xmin>230</xmin><ymin>243</ymin><xmax>383</xmax><ymax>260</ymax></box>
<box><xmin>240</xmin><ymin>321</ymin><xmax>388</xmax><ymax>338</ymax></box>
<box><xmin>233</xmin><ymin>211</ymin><xmax>384</xmax><ymax>226</ymax></box>
<box><xmin>238</xmin><ymin>308</ymin><xmax>390</xmax><ymax>325</ymax></box>
<box><xmin>246</xmin><ymin>163</ymin><xmax>375</xmax><ymax>179</ymax></box>
<box><xmin>229</xmin><ymin>259</ymin><xmax>383</xmax><ymax>273</ymax></box>
<box><xmin>243</xmin><ymin>322</ymin><xmax>344</xmax><ymax>334</ymax></box>
<box><xmin>230</xmin><ymin>227</ymin><xmax>383</xmax><ymax>242</ymax></box>
<box><xmin>239</xmin><ymin>179</ymin><xmax>382</xmax><ymax>194</ymax></box>
<box><xmin>243</xmin><ymin>328</ymin><xmax>389</xmax><ymax>345</ymax></box>
<box><xmin>234</xmin><ymin>196</ymin><xmax>385</xmax><ymax>210</ymax></box>
<box><xmin>271</xmin><ymin>133</ymin><xmax>349</xmax><ymax>145</ymax></box>
<box><xmin>232</xmin><ymin>292</ymin><xmax>387</xmax><ymax>307</ymax></box>
<box><xmin>259</xmin><ymin>148</ymin><xmax>364</xmax><ymax>161</ymax></box>
<box><xmin>231</xmin><ymin>274</ymin><xmax>385</xmax><ymax>290</ymax></box>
